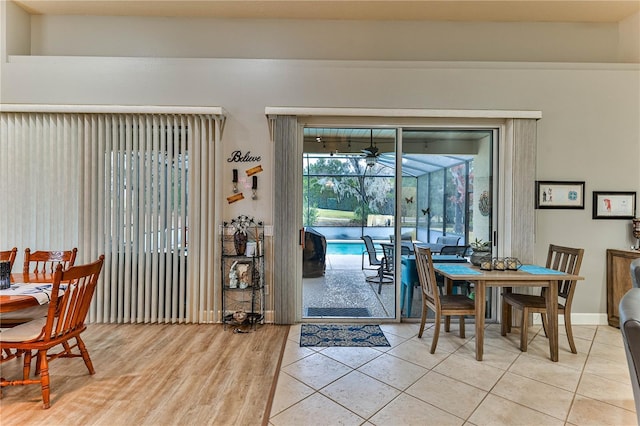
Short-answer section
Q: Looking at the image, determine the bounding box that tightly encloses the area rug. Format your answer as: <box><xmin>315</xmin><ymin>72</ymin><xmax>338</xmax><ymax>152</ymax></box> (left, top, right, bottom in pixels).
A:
<box><xmin>300</xmin><ymin>324</ymin><xmax>390</xmax><ymax>347</ymax></box>
<box><xmin>307</xmin><ymin>307</ymin><xmax>371</xmax><ymax>317</ymax></box>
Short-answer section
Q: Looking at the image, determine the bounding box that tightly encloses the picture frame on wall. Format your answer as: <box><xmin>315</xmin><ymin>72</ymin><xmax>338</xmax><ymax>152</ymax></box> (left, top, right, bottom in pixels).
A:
<box><xmin>535</xmin><ymin>181</ymin><xmax>585</xmax><ymax>209</ymax></box>
<box><xmin>592</xmin><ymin>191</ymin><xmax>637</xmax><ymax>219</ymax></box>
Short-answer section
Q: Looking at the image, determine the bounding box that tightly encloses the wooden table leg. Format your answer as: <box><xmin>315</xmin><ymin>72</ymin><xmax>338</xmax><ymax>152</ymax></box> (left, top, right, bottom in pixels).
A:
<box><xmin>475</xmin><ymin>281</ymin><xmax>486</xmax><ymax>361</ymax></box>
<box><xmin>501</xmin><ymin>287</ymin><xmax>512</xmax><ymax>336</ymax></box>
<box><xmin>547</xmin><ymin>280</ymin><xmax>559</xmax><ymax>362</ymax></box>
<box><xmin>444</xmin><ymin>278</ymin><xmax>452</xmax><ymax>332</ymax></box>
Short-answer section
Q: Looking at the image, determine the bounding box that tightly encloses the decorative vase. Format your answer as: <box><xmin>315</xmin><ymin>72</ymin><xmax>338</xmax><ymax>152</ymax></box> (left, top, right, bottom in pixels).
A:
<box><xmin>470</xmin><ymin>250</ymin><xmax>491</xmax><ymax>267</ymax></box>
<box><xmin>234</xmin><ymin>231</ymin><xmax>248</xmax><ymax>255</ymax></box>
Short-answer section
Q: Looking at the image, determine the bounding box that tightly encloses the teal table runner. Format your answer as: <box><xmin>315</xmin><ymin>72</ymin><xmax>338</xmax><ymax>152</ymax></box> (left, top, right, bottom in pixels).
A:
<box><xmin>519</xmin><ymin>265</ymin><xmax>565</xmax><ymax>275</ymax></box>
<box><xmin>434</xmin><ymin>264</ymin><xmax>482</xmax><ymax>275</ymax></box>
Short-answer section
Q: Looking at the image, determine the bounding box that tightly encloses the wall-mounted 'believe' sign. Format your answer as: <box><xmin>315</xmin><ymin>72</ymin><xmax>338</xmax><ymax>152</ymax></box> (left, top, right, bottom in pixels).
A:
<box><xmin>227</xmin><ymin>151</ymin><xmax>261</xmax><ymax>163</ymax></box>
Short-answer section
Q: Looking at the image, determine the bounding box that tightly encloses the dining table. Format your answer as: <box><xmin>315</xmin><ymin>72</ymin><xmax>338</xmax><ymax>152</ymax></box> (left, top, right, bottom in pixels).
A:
<box><xmin>433</xmin><ymin>262</ymin><xmax>583</xmax><ymax>362</ymax></box>
<box><xmin>0</xmin><ymin>273</ymin><xmax>55</xmax><ymax>313</ymax></box>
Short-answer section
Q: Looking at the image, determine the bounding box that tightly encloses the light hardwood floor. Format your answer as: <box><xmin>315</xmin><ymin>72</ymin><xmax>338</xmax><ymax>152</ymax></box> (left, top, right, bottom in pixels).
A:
<box><xmin>0</xmin><ymin>323</ymin><xmax>289</xmax><ymax>425</ymax></box>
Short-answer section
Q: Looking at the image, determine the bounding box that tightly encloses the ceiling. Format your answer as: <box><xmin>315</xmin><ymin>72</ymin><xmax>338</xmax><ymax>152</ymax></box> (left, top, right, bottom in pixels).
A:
<box><xmin>14</xmin><ymin>0</ymin><xmax>640</xmax><ymax>23</ymax></box>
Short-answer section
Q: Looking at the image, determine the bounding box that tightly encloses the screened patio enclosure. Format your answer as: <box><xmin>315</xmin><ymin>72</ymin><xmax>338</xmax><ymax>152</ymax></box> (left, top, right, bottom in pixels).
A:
<box><xmin>303</xmin><ymin>128</ymin><xmax>492</xmax><ymax>247</ymax></box>
<box><xmin>302</xmin><ymin>127</ymin><xmax>494</xmax><ymax>320</ymax></box>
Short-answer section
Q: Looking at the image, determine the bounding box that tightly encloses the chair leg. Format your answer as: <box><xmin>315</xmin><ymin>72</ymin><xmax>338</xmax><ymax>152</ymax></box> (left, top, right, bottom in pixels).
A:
<box><xmin>541</xmin><ymin>312</ymin><xmax>549</xmax><ymax>337</ymax></box>
<box><xmin>38</xmin><ymin>349</ymin><xmax>51</xmax><ymax>409</ymax></box>
<box><xmin>76</xmin><ymin>336</ymin><xmax>96</xmax><ymax>374</ymax></box>
<box><xmin>418</xmin><ymin>302</ymin><xmax>428</xmax><ymax>338</ymax></box>
<box><xmin>22</xmin><ymin>350</ymin><xmax>33</xmax><ymax>380</ymax></box>
<box><xmin>431</xmin><ymin>315</ymin><xmax>441</xmax><ymax>354</ymax></box>
<box><xmin>520</xmin><ymin>307</ymin><xmax>529</xmax><ymax>352</ymax></box>
<box><xmin>459</xmin><ymin>315</ymin><xmax>466</xmax><ymax>339</ymax></box>
<box><xmin>564</xmin><ymin>312</ymin><xmax>577</xmax><ymax>354</ymax></box>
<box><xmin>501</xmin><ymin>300</ymin><xmax>509</xmax><ymax>336</ymax></box>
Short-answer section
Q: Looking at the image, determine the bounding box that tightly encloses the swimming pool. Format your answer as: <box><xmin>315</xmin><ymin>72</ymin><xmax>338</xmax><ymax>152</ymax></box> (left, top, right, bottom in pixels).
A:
<box><xmin>326</xmin><ymin>241</ymin><xmax>366</xmax><ymax>255</ymax></box>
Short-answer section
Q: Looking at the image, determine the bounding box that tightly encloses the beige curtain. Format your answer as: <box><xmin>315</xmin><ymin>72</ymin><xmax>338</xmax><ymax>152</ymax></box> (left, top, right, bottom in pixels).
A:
<box><xmin>271</xmin><ymin>115</ymin><xmax>302</xmax><ymax>324</ymax></box>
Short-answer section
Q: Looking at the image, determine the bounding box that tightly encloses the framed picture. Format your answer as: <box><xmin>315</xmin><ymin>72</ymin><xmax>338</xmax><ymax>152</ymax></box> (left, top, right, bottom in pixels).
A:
<box><xmin>592</xmin><ymin>191</ymin><xmax>637</xmax><ymax>219</ymax></box>
<box><xmin>535</xmin><ymin>181</ymin><xmax>585</xmax><ymax>209</ymax></box>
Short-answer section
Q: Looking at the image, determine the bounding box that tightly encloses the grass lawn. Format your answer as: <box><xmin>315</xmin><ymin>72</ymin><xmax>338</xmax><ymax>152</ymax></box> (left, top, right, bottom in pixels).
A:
<box><xmin>317</xmin><ymin>208</ymin><xmax>355</xmax><ymax>219</ymax></box>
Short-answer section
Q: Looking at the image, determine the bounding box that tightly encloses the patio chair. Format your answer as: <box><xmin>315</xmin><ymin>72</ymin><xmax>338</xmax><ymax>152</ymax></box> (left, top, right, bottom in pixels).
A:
<box><xmin>362</xmin><ymin>237</ymin><xmax>393</xmax><ymax>290</ymax></box>
<box><xmin>0</xmin><ymin>255</ymin><xmax>105</xmax><ymax>408</ymax></box>
<box><xmin>379</xmin><ymin>243</ymin><xmax>397</xmax><ymax>294</ymax></box>
<box><xmin>361</xmin><ymin>235</ymin><xmax>383</xmax><ymax>271</ymax></box>
<box><xmin>439</xmin><ymin>245</ymin><xmax>470</xmax><ymax>257</ymax></box>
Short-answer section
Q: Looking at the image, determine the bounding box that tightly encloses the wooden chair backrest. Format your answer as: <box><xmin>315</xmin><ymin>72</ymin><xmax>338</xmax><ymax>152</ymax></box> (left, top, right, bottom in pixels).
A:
<box><xmin>546</xmin><ymin>244</ymin><xmax>584</xmax><ymax>300</ymax></box>
<box><xmin>23</xmin><ymin>248</ymin><xmax>78</xmax><ymax>274</ymax></box>
<box><xmin>414</xmin><ymin>246</ymin><xmax>439</xmax><ymax>309</ymax></box>
<box><xmin>0</xmin><ymin>247</ymin><xmax>18</xmax><ymax>271</ymax></box>
<box><xmin>43</xmin><ymin>255</ymin><xmax>105</xmax><ymax>343</ymax></box>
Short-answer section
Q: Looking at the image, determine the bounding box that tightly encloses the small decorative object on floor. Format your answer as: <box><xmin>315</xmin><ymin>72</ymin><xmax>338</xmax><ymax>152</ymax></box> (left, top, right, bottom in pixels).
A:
<box><xmin>233</xmin><ymin>310</ymin><xmax>247</xmax><ymax>323</ymax></box>
<box><xmin>300</xmin><ymin>324</ymin><xmax>390</xmax><ymax>347</ymax></box>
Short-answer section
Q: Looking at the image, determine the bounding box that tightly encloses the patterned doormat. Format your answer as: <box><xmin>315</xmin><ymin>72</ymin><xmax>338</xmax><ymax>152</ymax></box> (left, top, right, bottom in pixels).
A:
<box><xmin>300</xmin><ymin>324</ymin><xmax>390</xmax><ymax>347</ymax></box>
<box><xmin>307</xmin><ymin>307</ymin><xmax>370</xmax><ymax>317</ymax></box>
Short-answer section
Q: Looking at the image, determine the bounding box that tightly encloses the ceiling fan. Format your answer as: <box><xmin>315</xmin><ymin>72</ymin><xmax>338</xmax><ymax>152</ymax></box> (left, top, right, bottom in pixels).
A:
<box><xmin>362</xmin><ymin>129</ymin><xmax>379</xmax><ymax>167</ymax></box>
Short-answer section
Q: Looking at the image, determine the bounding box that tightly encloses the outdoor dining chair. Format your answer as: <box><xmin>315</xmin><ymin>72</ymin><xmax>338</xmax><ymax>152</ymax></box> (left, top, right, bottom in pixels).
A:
<box><xmin>0</xmin><ymin>255</ymin><xmax>105</xmax><ymax>408</ymax></box>
<box><xmin>414</xmin><ymin>246</ymin><xmax>476</xmax><ymax>353</ymax></box>
<box><xmin>361</xmin><ymin>235</ymin><xmax>383</xmax><ymax>272</ymax></box>
<box><xmin>501</xmin><ymin>244</ymin><xmax>584</xmax><ymax>353</ymax></box>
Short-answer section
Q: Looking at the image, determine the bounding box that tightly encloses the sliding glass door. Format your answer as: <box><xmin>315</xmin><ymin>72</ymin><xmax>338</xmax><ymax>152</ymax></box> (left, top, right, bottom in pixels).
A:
<box><xmin>301</xmin><ymin>128</ymin><xmax>397</xmax><ymax>320</ymax></box>
<box><xmin>299</xmin><ymin>125</ymin><xmax>497</xmax><ymax>322</ymax></box>
<box><xmin>400</xmin><ymin>128</ymin><xmax>494</xmax><ymax>319</ymax></box>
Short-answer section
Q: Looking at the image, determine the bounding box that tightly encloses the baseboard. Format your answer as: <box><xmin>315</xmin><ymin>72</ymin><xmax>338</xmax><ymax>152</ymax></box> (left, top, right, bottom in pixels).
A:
<box><xmin>532</xmin><ymin>313</ymin><xmax>609</xmax><ymax>326</ymax></box>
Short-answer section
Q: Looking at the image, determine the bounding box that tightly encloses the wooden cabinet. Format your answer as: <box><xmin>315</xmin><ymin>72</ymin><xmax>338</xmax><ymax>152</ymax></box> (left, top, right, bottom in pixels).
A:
<box><xmin>607</xmin><ymin>249</ymin><xmax>640</xmax><ymax>327</ymax></box>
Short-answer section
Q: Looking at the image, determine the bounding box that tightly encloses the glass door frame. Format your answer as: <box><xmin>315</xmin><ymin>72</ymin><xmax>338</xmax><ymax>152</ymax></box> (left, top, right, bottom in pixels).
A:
<box><xmin>270</xmin><ymin>109</ymin><xmax>539</xmax><ymax>326</ymax></box>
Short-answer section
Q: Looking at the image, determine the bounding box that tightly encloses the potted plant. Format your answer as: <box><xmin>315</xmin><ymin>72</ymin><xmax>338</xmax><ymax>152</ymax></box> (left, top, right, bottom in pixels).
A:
<box><xmin>470</xmin><ymin>238</ymin><xmax>492</xmax><ymax>266</ymax></box>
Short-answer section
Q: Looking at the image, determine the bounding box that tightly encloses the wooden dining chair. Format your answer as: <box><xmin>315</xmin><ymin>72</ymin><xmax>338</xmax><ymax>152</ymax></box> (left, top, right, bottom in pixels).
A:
<box><xmin>0</xmin><ymin>247</ymin><xmax>18</xmax><ymax>271</ymax></box>
<box><xmin>501</xmin><ymin>244</ymin><xmax>584</xmax><ymax>353</ymax></box>
<box><xmin>0</xmin><ymin>255</ymin><xmax>104</xmax><ymax>409</ymax></box>
<box><xmin>23</xmin><ymin>247</ymin><xmax>78</xmax><ymax>274</ymax></box>
<box><xmin>414</xmin><ymin>246</ymin><xmax>476</xmax><ymax>353</ymax></box>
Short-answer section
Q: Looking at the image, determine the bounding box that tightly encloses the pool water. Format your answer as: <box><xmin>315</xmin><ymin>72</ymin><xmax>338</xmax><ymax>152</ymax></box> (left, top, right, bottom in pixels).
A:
<box><xmin>326</xmin><ymin>242</ymin><xmax>366</xmax><ymax>255</ymax></box>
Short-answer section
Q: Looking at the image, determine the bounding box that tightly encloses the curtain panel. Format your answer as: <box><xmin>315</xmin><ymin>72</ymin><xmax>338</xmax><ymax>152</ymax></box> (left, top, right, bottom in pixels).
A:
<box><xmin>0</xmin><ymin>112</ymin><xmax>222</xmax><ymax>324</ymax></box>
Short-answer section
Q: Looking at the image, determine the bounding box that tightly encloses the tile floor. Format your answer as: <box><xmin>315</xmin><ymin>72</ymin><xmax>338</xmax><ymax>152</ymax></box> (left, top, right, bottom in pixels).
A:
<box><xmin>269</xmin><ymin>322</ymin><xmax>637</xmax><ymax>425</ymax></box>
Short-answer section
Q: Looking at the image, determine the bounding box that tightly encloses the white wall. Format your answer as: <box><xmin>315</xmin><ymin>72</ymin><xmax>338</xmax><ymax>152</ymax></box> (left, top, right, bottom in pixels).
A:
<box><xmin>1</xmin><ymin>6</ymin><xmax>639</xmax><ymax>319</ymax></box>
<box><xmin>29</xmin><ymin>15</ymin><xmax>625</xmax><ymax>63</ymax></box>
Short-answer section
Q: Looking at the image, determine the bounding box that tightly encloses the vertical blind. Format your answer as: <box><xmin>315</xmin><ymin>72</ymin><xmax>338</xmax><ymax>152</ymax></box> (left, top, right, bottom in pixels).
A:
<box><xmin>0</xmin><ymin>111</ymin><xmax>223</xmax><ymax>324</ymax></box>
